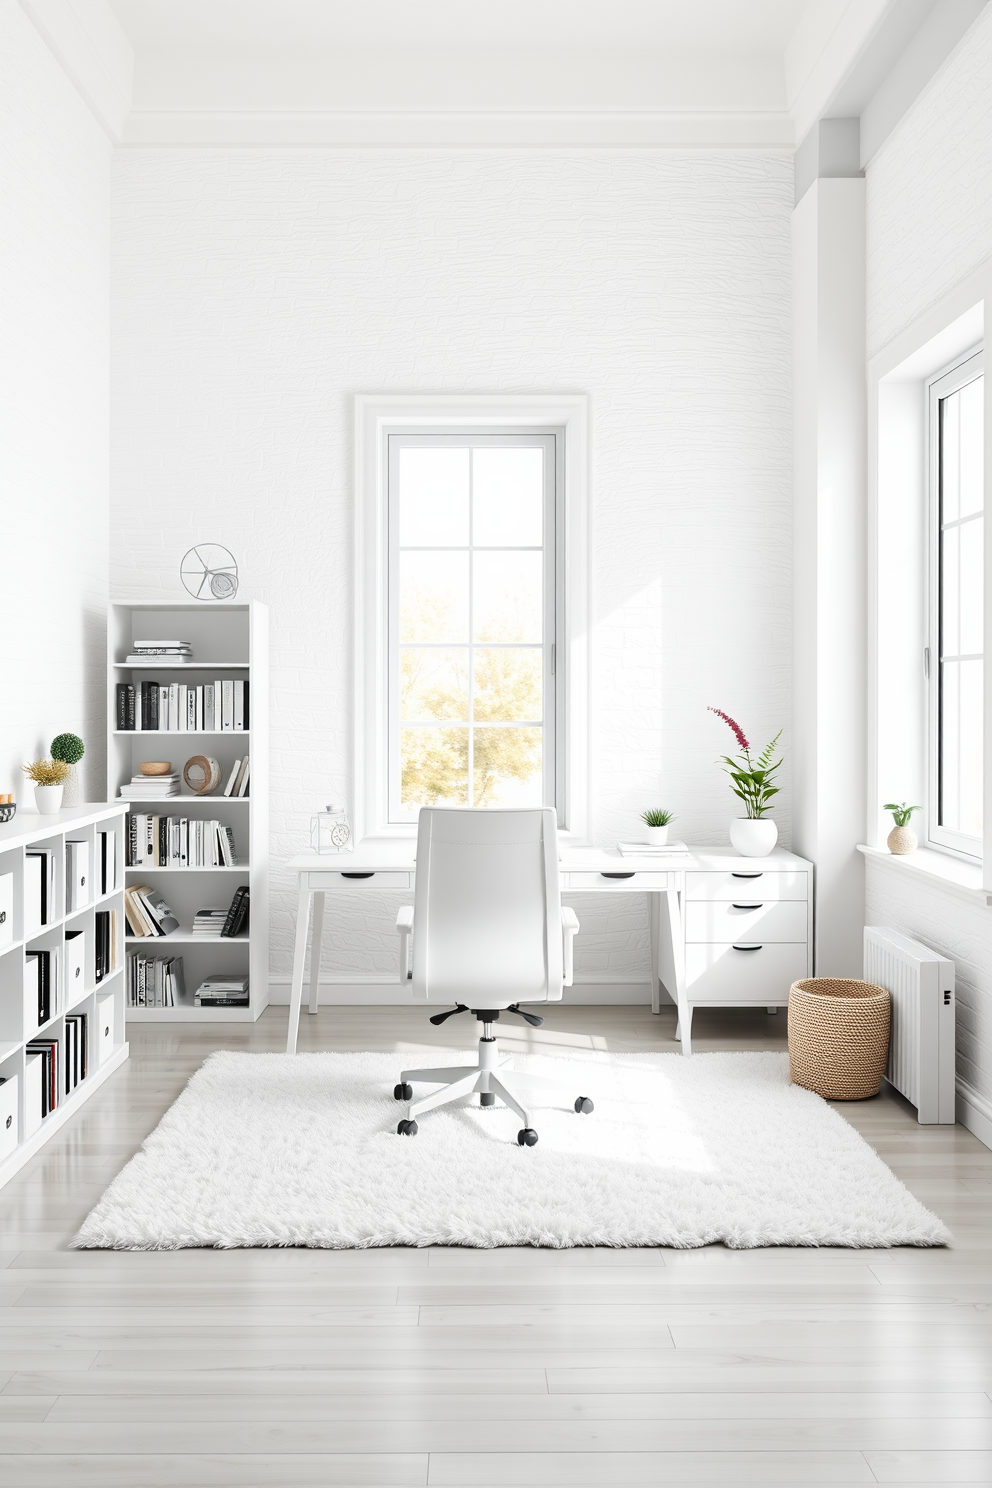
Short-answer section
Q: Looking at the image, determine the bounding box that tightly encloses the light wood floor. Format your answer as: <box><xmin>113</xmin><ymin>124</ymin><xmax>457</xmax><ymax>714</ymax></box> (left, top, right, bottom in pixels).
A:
<box><xmin>1</xmin><ymin>1003</ymin><xmax>990</xmax><ymax>1487</ymax></box>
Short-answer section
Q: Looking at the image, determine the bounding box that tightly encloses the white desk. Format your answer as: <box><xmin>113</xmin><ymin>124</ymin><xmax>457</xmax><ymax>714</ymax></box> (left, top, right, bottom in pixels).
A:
<box><xmin>284</xmin><ymin>845</ymin><xmax>813</xmax><ymax>1056</ymax></box>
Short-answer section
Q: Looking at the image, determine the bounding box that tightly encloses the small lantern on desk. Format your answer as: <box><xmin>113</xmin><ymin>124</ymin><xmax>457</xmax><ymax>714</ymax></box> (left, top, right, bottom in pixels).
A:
<box><xmin>311</xmin><ymin>804</ymin><xmax>352</xmax><ymax>854</ymax></box>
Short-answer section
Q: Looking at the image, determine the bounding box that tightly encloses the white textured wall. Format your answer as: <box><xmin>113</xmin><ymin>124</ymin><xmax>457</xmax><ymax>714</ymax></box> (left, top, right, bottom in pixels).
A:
<box><xmin>866</xmin><ymin>4</ymin><xmax>992</xmax><ymax>359</ymax></box>
<box><xmin>0</xmin><ymin>0</ymin><xmax>111</xmax><ymax>803</ymax></box>
<box><xmin>109</xmin><ymin>150</ymin><xmax>793</xmax><ymax>985</ymax></box>
<box><xmin>866</xmin><ymin>9</ymin><xmax>992</xmax><ymax>1116</ymax></box>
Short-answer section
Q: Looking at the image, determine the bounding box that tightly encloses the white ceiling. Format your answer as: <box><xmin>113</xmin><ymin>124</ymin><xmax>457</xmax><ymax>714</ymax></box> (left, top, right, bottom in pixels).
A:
<box><xmin>20</xmin><ymin>0</ymin><xmax>979</xmax><ymax>149</ymax></box>
<box><xmin>107</xmin><ymin>0</ymin><xmax>811</xmax><ymax>53</ymax></box>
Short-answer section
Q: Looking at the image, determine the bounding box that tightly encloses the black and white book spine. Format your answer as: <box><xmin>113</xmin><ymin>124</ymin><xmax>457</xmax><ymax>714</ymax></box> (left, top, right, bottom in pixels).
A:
<box><xmin>222</xmin><ymin>679</ymin><xmax>234</xmax><ymax>731</ymax></box>
<box><xmin>234</xmin><ymin>680</ymin><xmax>244</xmax><ymax>731</ymax></box>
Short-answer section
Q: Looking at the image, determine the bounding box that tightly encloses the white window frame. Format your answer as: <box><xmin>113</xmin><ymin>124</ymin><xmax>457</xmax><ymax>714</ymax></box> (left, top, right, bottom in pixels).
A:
<box><xmin>386</xmin><ymin>431</ymin><xmax>562</xmax><ymax>824</ymax></box>
<box><xmin>926</xmin><ymin>347</ymin><xmax>984</xmax><ymax>859</ymax></box>
<box><xmin>355</xmin><ymin>393</ymin><xmax>590</xmax><ymax>845</ymax></box>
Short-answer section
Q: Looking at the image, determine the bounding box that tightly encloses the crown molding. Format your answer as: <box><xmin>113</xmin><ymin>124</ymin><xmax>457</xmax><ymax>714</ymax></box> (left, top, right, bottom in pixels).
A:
<box><xmin>118</xmin><ymin>109</ymin><xmax>796</xmax><ymax>150</ymax></box>
<box><xmin>19</xmin><ymin>0</ymin><xmax>133</xmax><ymax>142</ymax></box>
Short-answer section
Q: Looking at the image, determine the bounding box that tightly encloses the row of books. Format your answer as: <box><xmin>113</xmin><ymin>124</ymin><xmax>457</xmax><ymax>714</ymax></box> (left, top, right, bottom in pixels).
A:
<box><xmin>26</xmin><ymin>949</ymin><xmax>60</xmax><ymax>1027</ymax></box>
<box><xmin>116</xmin><ymin>679</ymin><xmax>249</xmax><ymax>732</ymax></box>
<box><xmin>193</xmin><ymin>888</ymin><xmax>250</xmax><ymax>939</ymax></box>
<box><xmin>24</xmin><ymin>832</ymin><xmax>118</xmax><ymax>935</ymax></box>
<box><xmin>124</xmin><ymin>885</ymin><xmax>180</xmax><ymax>938</ymax></box>
<box><xmin>125</xmin><ymin>957</ymin><xmax>249</xmax><ymax>1008</ymax></box>
<box><xmin>127</xmin><ymin>953</ymin><xmax>186</xmax><ymax>1008</ymax></box>
<box><xmin>19</xmin><ymin>1014</ymin><xmax>90</xmax><ymax>1126</ymax></box>
<box><xmin>94</xmin><ymin>909</ymin><xmax>117</xmax><ymax>982</ymax></box>
<box><xmin>126</xmin><ymin>815</ymin><xmax>239</xmax><ymax>868</ymax></box>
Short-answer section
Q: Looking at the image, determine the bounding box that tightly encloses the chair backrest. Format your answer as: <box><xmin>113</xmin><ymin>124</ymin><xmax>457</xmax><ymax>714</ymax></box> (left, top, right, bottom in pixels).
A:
<box><xmin>411</xmin><ymin>807</ymin><xmax>563</xmax><ymax>1005</ymax></box>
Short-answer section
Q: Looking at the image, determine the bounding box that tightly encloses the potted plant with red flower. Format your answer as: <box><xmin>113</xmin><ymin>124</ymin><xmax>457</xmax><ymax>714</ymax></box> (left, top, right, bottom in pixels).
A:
<box><xmin>708</xmin><ymin>708</ymin><xmax>783</xmax><ymax>857</ymax></box>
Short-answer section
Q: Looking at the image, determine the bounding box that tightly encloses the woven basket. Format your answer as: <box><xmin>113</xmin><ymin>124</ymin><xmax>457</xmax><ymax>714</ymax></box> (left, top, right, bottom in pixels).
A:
<box><xmin>788</xmin><ymin>977</ymin><xmax>891</xmax><ymax>1100</ymax></box>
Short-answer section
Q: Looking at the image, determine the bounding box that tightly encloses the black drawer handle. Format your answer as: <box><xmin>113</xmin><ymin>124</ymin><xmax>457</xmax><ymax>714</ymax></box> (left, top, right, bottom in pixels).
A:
<box><xmin>732</xmin><ymin>902</ymin><xmax>764</xmax><ymax>910</ymax></box>
<box><xmin>732</xmin><ymin>871</ymin><xmax>763</xmax><ymax>879</ymax></box>
<box><xmin>601</xmin><ymin>872</ymin><xmax>635</xmax><ymax>879</ymax></box>
<box><xmin>732</xmin><ymin>943</ymin><xmax>763</xmax><ymax>951</ymax></box>
<box><xmin>341</xmin><ymin>872</ymin><xmax>375</xmax><ymax>879</ymax></box>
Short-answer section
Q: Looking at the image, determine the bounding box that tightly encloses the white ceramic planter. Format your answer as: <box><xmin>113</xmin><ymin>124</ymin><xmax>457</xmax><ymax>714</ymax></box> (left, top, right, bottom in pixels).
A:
<box><xmin>34</xmin><ymin>784</ymin><xmax>64</xmax><ymax>815</ymax></box>
<box><xmin>62</xmin><ymin>764</ymin><xmax>80</xmax><ymax>807</ymax></box>
<box><xmin>644</xmin><ymin>825</ymin><xmax>670</xmax><ymax>846</ymax></box>
<box><xmin>729</xmin><ymin>817</ymin><xmax>778</xmax><ymax>857</ymax></box>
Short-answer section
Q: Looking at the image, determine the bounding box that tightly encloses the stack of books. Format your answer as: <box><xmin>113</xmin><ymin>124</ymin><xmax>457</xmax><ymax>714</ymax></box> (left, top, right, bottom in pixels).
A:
<box><xmin>119</xmin><ymin>773</ymin><xmax>181</xmax><ymax>800</ymax></box>
<box><xmin>127</xmin><ymin>953</ymin><xmax>186</xmax><ymax>1008</ymax></box>
<box><xmin>617</xmin><ymin>840</ymin><xmax>691</xmax><ymax>858</ymax></box>
<box><xmin>195</xmin><ymin>975</ymin><xmax>249</xmax><ymax>1008</ymax></box>
<box><xmin>125</xmin><ymin>639</ymin><xmax>192</xmax><ymax>663</ymax></box>
<box><xmin>127</xmin><ymin>815</ymin><xmax>238</xmax><ymax>868</ymax></box>
<box><xmin>192</xmin><ymin>887</ymin><xmax>249</xmax><ymax>939</ymax></box>
<box><xmin>115</xmin><ymin>679</ymin><xmax>248</xmax><ymax>731</ymax></box>
<box><xmin>124</xmin><ymin>885</ymin><xmax>180</xmax><ymax>938</ymax></box>
<box><xmin>192</xmin><ymin>908</ymin><xmax>228</xmax><ymax>938</ymax></box>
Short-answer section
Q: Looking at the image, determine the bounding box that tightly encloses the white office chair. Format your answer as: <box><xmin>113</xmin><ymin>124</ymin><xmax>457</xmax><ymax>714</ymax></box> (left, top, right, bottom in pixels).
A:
<box><xmin>393</xmin><ymin>806</ymin><xmax>591</xmax><ymax>1146</ymax></box>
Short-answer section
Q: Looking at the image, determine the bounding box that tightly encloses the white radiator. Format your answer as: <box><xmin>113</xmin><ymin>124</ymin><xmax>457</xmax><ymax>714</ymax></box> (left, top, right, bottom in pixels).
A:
<box><xmin>863</xmin><ymin>927</ymin><xmax>955</xmax><ymax>1124</ymax></box>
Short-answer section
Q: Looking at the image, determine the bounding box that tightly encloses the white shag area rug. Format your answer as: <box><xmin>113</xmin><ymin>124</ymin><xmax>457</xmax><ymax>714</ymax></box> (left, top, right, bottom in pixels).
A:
<box><xmin>73</xmin><ymin>1050</ymin><xmax>949</xmax><ymax>1250</ymax></box>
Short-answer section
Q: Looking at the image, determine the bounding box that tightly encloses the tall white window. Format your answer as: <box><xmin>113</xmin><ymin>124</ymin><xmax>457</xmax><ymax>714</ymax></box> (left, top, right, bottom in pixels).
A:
<box><xmin>386</xmin><ymin>433</ymin><xmax>561</xmax><ymax>822</ymax></box>
<box><xmin>929</xmin><ymin>350</ymin><xmax>984</xmax><ymax>856</ymax></box>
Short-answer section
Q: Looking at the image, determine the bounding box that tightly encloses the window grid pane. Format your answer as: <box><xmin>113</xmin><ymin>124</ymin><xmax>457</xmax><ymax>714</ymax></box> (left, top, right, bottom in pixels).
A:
<box><xmin>391</xmin><ymin>439</ymin><xmax>551</xmax><ymax>818</ymax></box>
<box><xmin>938</xmin><ymin>374</ymin><xmax>984</xmax><ymax>844</ymax></box>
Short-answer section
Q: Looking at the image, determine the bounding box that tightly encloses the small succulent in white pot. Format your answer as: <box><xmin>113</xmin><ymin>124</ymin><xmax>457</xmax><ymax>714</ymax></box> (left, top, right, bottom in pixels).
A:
<box><xmin>641</xmin><ymin>807</ymin><xmax>675</xmax><ymax>846</ymax></box>
<box><xmin>884</xmin><ymin>802</ymin><xmax>920</xmax><ymax>855</ymax></box>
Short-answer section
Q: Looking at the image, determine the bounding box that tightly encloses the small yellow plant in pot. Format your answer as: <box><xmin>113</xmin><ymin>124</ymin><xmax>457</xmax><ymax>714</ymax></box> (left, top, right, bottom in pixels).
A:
<box><xmin>23</xmin><ymin>758</ymin><xmax>71</xmax><ymax>815</ymax></box>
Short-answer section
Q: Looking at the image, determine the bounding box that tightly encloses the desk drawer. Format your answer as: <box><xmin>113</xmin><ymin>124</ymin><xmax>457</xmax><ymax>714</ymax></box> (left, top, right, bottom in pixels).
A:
<box><xmin>685</xmin><ymin>900</ymin><xmax>807</xmax><ymax>944</ymax></box>
<box><xmin>309</xmin><ymin>871</ymin><xmax>412</xmax><ymax>889</ymax></box>
<box><xmin>686</xmin><ymin>869</ymin><xmax>808</xmax><ymax>902</ymax></box>
<box><xmin>685</xmin><ymin>942</ymin><xmax>808</xmax><ymax>1004</ymax></box>
<box><xmin>563</xmin><ymin>871</ymin><xmax>676</xmax><ymax>890</ymax></box>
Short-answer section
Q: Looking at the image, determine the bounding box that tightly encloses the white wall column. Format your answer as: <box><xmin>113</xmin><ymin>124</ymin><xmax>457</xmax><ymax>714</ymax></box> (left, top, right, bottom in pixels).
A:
<box><xmin>792</xmin><ymin>168</ymin><xmax>867</xmax><ymax>976</ymax></box>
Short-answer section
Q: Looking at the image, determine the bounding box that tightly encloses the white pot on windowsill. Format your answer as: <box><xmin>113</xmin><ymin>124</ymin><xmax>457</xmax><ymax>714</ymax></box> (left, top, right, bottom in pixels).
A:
<box><xmin>729</xmin><ymin>817</ymin><xmax>777</xmax><ymax>857</ymax></box>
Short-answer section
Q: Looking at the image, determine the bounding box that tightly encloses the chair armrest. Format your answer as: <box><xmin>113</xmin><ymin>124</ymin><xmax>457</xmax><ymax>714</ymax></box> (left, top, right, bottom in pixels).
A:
<box><xmin>561</xmin><ymin>906</ymin><xmax>579</xmax><ymax>986</ymax></box>
<box><xmin>396</xmin><ymin>906</ymin><xmax>414</xmax><ymax>983</ymax></box>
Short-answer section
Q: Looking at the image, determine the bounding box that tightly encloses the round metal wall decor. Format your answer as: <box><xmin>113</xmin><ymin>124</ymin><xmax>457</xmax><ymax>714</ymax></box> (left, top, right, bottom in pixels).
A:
<box><xmin>183</xmin><ymin>755</ymin><xmax>222</xmax><ymax>795</ymax></box>
<box><xmin>181</xmin><ymin>544</ymin><xmax>239</xmax><ymax>601</ymax></box>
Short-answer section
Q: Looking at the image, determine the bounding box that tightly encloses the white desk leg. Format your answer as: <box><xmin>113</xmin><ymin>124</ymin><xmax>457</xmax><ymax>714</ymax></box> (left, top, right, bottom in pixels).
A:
<box><xmin>308</xmin><ymin>892</ymin><xmax>326</xmax><ymax>1016</ymax></box>
<box><xmin>648</xmin><ymin>894</ymin><xmax>662</xmax><ymax>1014</ymax></box>
<box><xmin>286</xmin><ymin>886</ymin><xmax>312</xmax><ymax>1056</ymax></box>
<box><xmin>656</xmin><ymin>888</ymin><xmax>692</xmax><ymax>1055</ymax></box>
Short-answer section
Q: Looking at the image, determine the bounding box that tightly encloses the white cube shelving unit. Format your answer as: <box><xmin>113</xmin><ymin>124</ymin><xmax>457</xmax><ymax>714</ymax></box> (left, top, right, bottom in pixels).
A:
<box><xmin>108</xmin><ymin>601</ymin><xmax>268</xmax><ymax>1022</ymax></box>
<box><xmin>0</xmin><ymin>803</ymin><xmax>128</xmax><ymax>1193</ymax></box>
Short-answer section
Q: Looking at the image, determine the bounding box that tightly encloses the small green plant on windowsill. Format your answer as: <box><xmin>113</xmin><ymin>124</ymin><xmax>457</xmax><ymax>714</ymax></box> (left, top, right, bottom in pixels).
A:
<box><xmin>883</xmin><ymin>801</ymin><xmax>920</xmax><ymax>855</ymax></box>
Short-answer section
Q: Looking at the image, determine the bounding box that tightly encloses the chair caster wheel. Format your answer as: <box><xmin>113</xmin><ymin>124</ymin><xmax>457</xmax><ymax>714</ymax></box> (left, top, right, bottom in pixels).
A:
<box><xmin>397</xmin><ymin>1119</ymin><xmax>418</xmax><ymax>1136</ymax></box>
<box><xmin>517</xmin><ymin>1128</ymin><xmax>539</xmax><ymax>1147</ymax></box>
<box><xmin>574</xmin><ymin>1096</ymin><xmax>594</xmax><ymax>1114</ymax></box>
<box><xmin>394</xmin><ymin>1083</ymin><xmax>413</xmax><ymax>1101</ymax></box>
<box><xmin>480</xmin><ymin>1092</ymin><xmax>496</xmax><ymax>1107</ymax></box>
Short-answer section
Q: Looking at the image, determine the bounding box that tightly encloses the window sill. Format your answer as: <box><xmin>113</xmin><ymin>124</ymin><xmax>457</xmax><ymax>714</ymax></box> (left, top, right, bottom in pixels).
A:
<box><xmin>858</xmin><ymin>843</ymin><xmax>990</xmax><ymax>907</ymax></box>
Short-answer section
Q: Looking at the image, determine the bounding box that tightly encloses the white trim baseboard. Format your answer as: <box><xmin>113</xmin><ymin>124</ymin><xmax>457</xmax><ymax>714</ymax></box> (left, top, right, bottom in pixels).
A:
<box><xmin>956</xmin><ymin>1076</ymin><xmax>992</xmax><ymax>1152</ymax></box>
<box><xmin>267</xmin><ymin>976</ymin><xmax>657</xmax><ymax>1007</ymax></box>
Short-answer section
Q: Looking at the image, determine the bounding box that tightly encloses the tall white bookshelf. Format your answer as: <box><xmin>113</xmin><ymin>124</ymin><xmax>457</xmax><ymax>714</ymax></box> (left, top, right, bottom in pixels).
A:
<box><xmin>108</xmin><ymin>601</ymin><xmax>268</xmax><ymax>1023</ymax></box>
<box><xmin>0</xmin><ymin>803</ymin><xmax>128</xmax><ymax>1193</ymax></box>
